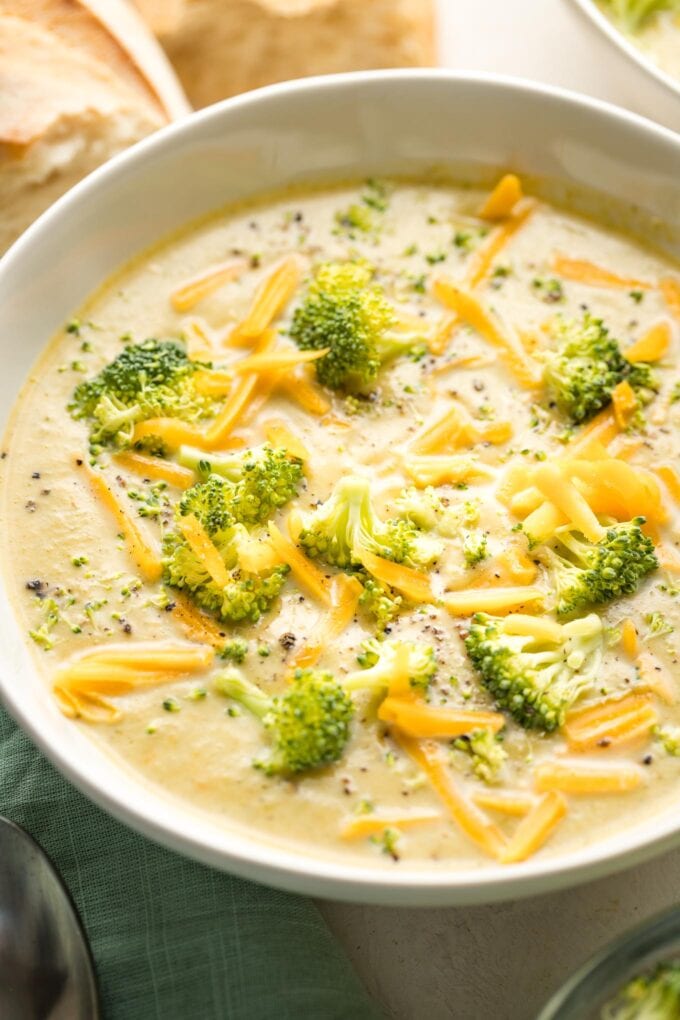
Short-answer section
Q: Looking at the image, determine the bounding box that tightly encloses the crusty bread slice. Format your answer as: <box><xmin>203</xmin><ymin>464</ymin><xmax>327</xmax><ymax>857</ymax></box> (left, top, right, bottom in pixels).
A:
<box><xmin>133</xmin><ymin>0</ymin><xmax>436</xmax><ymax>109</ymax></box>
<box><xmin>0</xmin><ymin>1</ymin><xmax>189</xmax><ymax>254</ymax></box>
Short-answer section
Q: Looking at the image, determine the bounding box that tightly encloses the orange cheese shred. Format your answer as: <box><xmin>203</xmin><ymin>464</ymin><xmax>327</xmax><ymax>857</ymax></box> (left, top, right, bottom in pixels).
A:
<box><xmin>432</xmin><ymin>282</ymin><xmax>541</xmax><ymax>388</ymax></box>
<box><xmin>443</xmin><ymin>586</ymin><xmax>544</xmax><ymax>617</ymax></box>
<box><xmin>499</xmin><ymin>792</ymin><xmax>567</xmax><ymax>863</ymax></box>
<box><xmin>478</xmin><ymin>173</ymin><xmax>523</xmax><ymax>221</ymax></box>
<box><xmin>534</xmin><ymin>760</ymin><xmax>645</xmax><ymax>795</ymax></box>
<box><xmin>564</xmin><ymin>692</ymin><xmax>658</xmax><ymax>752</ymax></box>
<box><xmin>378</xmin><ymin>698</ymin><xmax>506</xmax><ymax>739</ymax></box>
<box><xmin>170</xmin><ymin>258</ymin><xmax>247</xmax><ymax>312</ymax></box>
<box><xmin>652</xmin><ymin>464</ymin><xmax>680</xmax><ymax>506</ymax></box>
<box><xmin>86</xmin><ymin>467</ymin><xmax>162</xmax><ymax>582</ymax></box>
<box><xmin>625</xmin><ymin>321</ymin><xmax>671</xmax><ymax>363</ymax></box>
<box><xmin>620</xmin><ymin>618</ymin><xmax>639</xmax><ymax>659</ymax></box>
<box><xmin>553</xmin><ymin>255</ymin><xmax>653</xmax><ymax>290</ymax></box>
<box><xmin>402</xmin><ymin>454</ymin><xmax>494</xmax><ymax>488</ymax></box>
<box><xmin>533</xmin><ymin>463</ymin><xmax>605</xmax><ymax>543</ymax></box>
<box><xmin>340</xmin><ymin>811</ymin><xmax>441</xmax><ymax>841</ymax></box>
<box><xmin>262</xmin><ymin>418</ymin><xmax>309</xmax><ymax>462</ymax></box>
<box><xmin>357</xmin><ymin>548</ymin><xmax>434</xmax><ymax>604</ymax></box>
<box><xmin>267</xmin><ymin>521</ymin><xmax>332</xmax><ymax>606</ymax></box>
<box><xmin>472</xmin><ymin>790</ymin><xmax>536</xmax><ymax>817</ymax></box>
<box><xmin>611</xmin><ymin>380</ymin><xmax>638</xmax><ymax>429</ymax></box>
<box><xmin>178</xmin><ymin>513</ymin><xmax>230</xmax><ymax>588</ymax></box>
<box><xmin>233</xmin><ymin>256</ymin><xmax>302</xmax><ymax>341</ymax></box>
<box><xmin>114</xmin><ymin>451</ymin><xmax>195</xmax><ymax>490</ymax></box>
<box><xmin>467</xmin><ymin>199</ymin><xmax>537</xmax><ymax>289</ymax></box>
<box><xmin>396</xmin><ymin>736</ymin><xmax>506</xmax><ymax>859</ymax></box>
<box><xmin>660</xmin><ymin>277</ymin><xmax>680</xmax><ymax>320</ymax></box>
<box><xmin>277</xmin><ymin>368</ymin><xmax>331</xmax><ymax>416</ymax></box>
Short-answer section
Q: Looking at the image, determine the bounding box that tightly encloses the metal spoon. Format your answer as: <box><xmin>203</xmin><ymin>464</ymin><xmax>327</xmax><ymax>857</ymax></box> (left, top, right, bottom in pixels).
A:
<box><xmin>0</xmin><ymin>816</ymin><xmax>100</xmax><ymax>1019</ymax></box>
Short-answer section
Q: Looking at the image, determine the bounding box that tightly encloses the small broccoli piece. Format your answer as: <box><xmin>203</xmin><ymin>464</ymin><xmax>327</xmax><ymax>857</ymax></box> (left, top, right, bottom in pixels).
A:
<box><xmin>394</xmin><ymin>486</ymin><xmax>480</xmax><ymax>538</ymax></box>
<box><xmin>601</xmin><ymin>961</ymin><xmax>680</xmax><ymax>1020</ymax></box>
<box><xmin>163</xmin><ymin>477</ymin><xmax>289</xmax><ymax>624</ymax></box>
<box><xmin>219</xmin><ymin>637</ymin><xmax>249</xmax><ymax>663</ymax></box>
<box><xmin>344</xmin><ymin>639</ymin><xmax>437</xmax><ymax>696</ymax></box>
<box><xmin>289</xmin><ymin>261</ymin><xmax>423</xmax><ymax>390</ymax></box>
<box><xmin>603</xmin><ymin>0</ymin><xmax>680</xmax><ymax>32</ymax></box>
<box><xmin>543</xmin><ymin>314</ymin><xmax>657</xmax><ymax>424</ymax></box>
<box><xmin>178</xmin><ymin>447</ymin><xmax>303</xmax><ymax>526</ymax></box>
<box><xmin>357</xmin><ymin>576</ymin><xmax>403</xmax><ymax>631</ymax></box>
<box><xmin>163</xmin><ymin>529</ymin><xmax>289</xmax><ymax>624</ymax></box>
<box><xmin>465</xmin><ymin>612</ymin><xmax>603</xmax><ymax>730</ymax></box>
<box><xmin>645</xmin><ymin>612</ymin><xmax>674</xmax><ymax>638</ymax></box>
<box><xmin>462</xmin><ymin>530</ymin><xmax>489</xmax><ymax>567</ymax></box>
<box><xmin>69</xmin><ymin>339</ymin><xmax>214</xmax><ymax>450</ymax></box>
<box><xmin>215</xmin><ymin>667</ymin><xmax>353</xmax><ymax>775</ymax></box>
<box><xmin>452</xmin><ymin>729</ymin><xmax>507</xmax><ymax>784</ymax></box>
<box><xmin>539</xmin><ymin>518</ymin><xmax>657</xmax><ymax>616</ymax></box>
<box><xmin>653</xmin><ymin>725</ymin><xmax>680</xmax><ymax>757</ymax></box>
<box><xmin>299</xmin><ymin>475</ymin><xmax>441</xmax><ymax>570</ymax></box>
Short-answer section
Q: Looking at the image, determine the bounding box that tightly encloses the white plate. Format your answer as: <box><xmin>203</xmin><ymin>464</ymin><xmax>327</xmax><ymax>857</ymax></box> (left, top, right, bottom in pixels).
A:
<box><xmin>1</xmin><ymin>71</ymin><xmax>679</xmax><ymax>905</ymax></box>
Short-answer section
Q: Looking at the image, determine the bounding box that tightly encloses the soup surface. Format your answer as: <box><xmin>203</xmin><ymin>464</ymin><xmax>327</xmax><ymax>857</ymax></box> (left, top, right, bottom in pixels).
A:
<box><xmin>597</xmin><ymin>1</ymin><xmax>680</xmax><ymax>82</ymax></box>
<box><xmin>3</xmin><ymin>175</ymin><xmax>680</xmax><ymax>870</ymax></box>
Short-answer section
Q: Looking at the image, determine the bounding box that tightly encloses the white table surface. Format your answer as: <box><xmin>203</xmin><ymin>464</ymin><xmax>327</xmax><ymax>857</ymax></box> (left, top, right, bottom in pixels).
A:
<box><xmin>319</xmin><ymin>3</ymin><xmax>680</xmax><ymax>1017</ymax></box>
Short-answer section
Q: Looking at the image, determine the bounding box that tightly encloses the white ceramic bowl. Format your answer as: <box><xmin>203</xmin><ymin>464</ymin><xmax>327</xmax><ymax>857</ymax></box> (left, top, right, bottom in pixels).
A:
<box><xmin>570</xmin><ymin>0</ymin><xmax>680</xmax><ymax>117</ymax></box>
<box><xmin>436</xmin><ymin>0</ymin><xmax>680</xmax><ymax>134</ymax></box>
<box><xmin>1</xmin><ymin>72</ymin><xmax>680</xmax><ymax>906</ymax></box>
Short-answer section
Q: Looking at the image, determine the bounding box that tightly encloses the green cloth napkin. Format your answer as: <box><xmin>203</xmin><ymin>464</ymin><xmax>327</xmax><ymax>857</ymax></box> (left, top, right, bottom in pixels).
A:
<box><xmin>0</xmin><ymin>704</ymin><xmax>381</xmax><ymax>1020</ymax></box>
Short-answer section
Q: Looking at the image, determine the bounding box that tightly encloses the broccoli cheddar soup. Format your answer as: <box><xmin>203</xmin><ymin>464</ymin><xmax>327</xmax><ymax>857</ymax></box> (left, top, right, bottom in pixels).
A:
<box><xmin>4</xmin><ymin>174</ymin><xmax>680</xmax><ymax>870</ymax></box>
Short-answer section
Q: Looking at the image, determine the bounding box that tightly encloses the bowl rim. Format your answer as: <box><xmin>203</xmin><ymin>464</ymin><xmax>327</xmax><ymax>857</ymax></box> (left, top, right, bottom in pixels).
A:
<box><xmin>536</xmin><ymin>904</ymin><xmax>680</xmax><ymax>1018</ymax></box>
<box><xmin>570</xmin><ymin>0</ymin><xmax>680</xmax><ymax>101</ymax></box>
<box><xmin>2</xmin><ymin>69</ymin><xmax>680</xmax><ymax>905</ymax></box>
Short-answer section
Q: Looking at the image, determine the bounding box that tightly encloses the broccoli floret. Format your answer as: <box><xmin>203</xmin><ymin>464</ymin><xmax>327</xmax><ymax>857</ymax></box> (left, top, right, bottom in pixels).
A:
<box><xmin>462</xmin><ymin>530</ymin><xmax>489</xmax><ymax>567</ymax></box>
<box><xmin>69</xmin><ymin>339</ymin><xmax>214</xmax><ymax>449</ymax></box>
<box><xmin>603</xmin><ymin>0</ymin><xmax>680</xmax><ymax>32</ymax></box>
<box><xmin>544</xmin><ymin>314</ymin><xmax>657</xmax><ymax>424</ymax></box>
<box><xmin>178</xmin><ymin>474</ymin><xmax>234</xmax><ymax>535</ymax></box>
<box><xmin>219</xmin><ymin>637</ymin><xmax>249</xmax><ymax>663</ymax></box>
<box><xmin>653</xmin><ymin>725</ymin><xmax>680</xmax><ymax>756</ymax></box>
<box><xmin>344</xmin><ymin>639</ymin><xmax>437</xmax><ymax>696</ymax></box>
<box><xmin>452</xmin><ymin>729</ymin><xmax>507</xmax><ymax>784</ymax></box>
<box><xmin>539</xmin><ymin>518</ymin><xmax>657</xmax><ymax>616</ymax></box>
<box><xmin>163</xmin><ymin>477</ymin><xmax>289</xmax><ymax>624</ymax></box>
<box><xmin>163</xmin><ymin>529</ymin><xmax>289</xmax><ymax>624</ymax></box>
<box><xmin>394</xmin><ymin>486</ymin><xmax>480</xmax><ymax>538</ymax></box>
<box><xmin>357</xmin><ymin>576</ymin><xmax>403</xmax><ymax>631</ymax></box>
<box><xmin>215</xmin><ymin>667</ymin><xmax>353</xmax><ymax>775</ymax></box>
<box><xmin>289</xmin><ymin>261</ymin><xmax>423</xmax><ymax>390</ymax></box>
<box><xmin>601</xmin><ymin>961</ymin><xmax>680</xmax><ymax>1019</ymax></box>
<box><xmin>299</xmin><ymin>475</ymin><xmax>441</xmax><ymax>570</ymax></box>
<box><xmin>465</xmin><ymin>612</ymin><xmax>603</xmax><ymax>730</ymax></box>
<box><xmin>179</xmin><ymin>444</ymin><xmax>303</xmax><ymax>526</ymax></box>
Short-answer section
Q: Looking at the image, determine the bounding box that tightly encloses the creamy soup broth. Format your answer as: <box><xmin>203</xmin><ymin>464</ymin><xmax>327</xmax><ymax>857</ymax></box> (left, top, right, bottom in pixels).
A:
<box><xmin>2</xmin><ymin>176</ymin><xmax>680</xmax><ymax>870</ymax></box>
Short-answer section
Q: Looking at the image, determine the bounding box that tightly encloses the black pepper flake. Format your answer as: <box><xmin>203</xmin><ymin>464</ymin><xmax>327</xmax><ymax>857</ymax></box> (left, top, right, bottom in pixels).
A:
<box><xmin>643</xmin><ymin>754</ymin><xmax>653</xmax><ymax>765</ymax></box>
<box><xmin>41</xmin><ymin>489</ymin><xmax>51</xmax><ymax>496</ymax></box>
<box><xmin>0</xmin><ymin>452</ymin><xmax>6</xmax><ymax>459</ymax></box>
<box><xmin>279</xmin><ymin>632</ymin><xmax>296</xmax><ymax>650</ymax></box>
<box><xmin>164</xmin><ymin>602</ymin><xmax>176</xmax><ymax>612</ymax></box>
<box><xmin>123</xmin><ymin>623</ymin><xmax>132</xmax><ymax>634</ymax></box>
<box><xmin>25</xmin><ymin>500</ymin><xmax>37</xmax><ymax>513</ymax></box>
<box><xmin>26</xmin><ymin>579</ymin><xmax>44</xmax><ymax>592</ymax></box>
<box><xmin>75</xmin><ymin>459</ymin><xmax>83</xmax><ymax>467</ymax></box>
<box><xmin>31</xmin><ymin>472</ymin><xmax>41</xmax><ymax>479</ymax></box>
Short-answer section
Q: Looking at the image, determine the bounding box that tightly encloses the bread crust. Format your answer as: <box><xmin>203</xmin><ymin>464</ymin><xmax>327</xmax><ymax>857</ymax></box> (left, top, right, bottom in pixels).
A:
<box><xmin>0</xmin><ymin>0</ymin><xmax>189</xmax><ymax>253</ymax></box>
<box><xmin>133</xmin><ymin>0</ymin><xmax>437</xmax><ymax>108</ymax></box>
